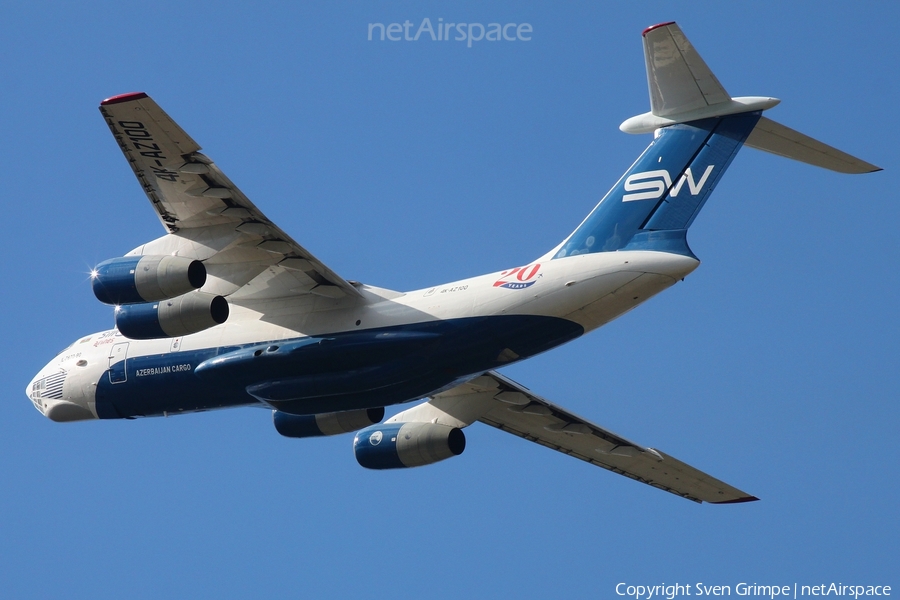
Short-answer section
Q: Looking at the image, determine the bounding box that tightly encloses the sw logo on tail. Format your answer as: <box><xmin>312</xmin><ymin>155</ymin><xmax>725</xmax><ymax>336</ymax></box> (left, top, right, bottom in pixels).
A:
<box><xmin>623</xmin><ymin>166</ymin><xmax>715</xmax><ymax>202</ymax></box>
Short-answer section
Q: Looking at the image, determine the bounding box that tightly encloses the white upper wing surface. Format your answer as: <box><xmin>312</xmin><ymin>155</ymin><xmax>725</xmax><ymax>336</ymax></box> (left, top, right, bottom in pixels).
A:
<box><xmin>389</xmin><ymin>371</ymin><xmax>758</xmax><ymax>504</ymax></box>
<box><xmin>99</xmin><ymin>92</ymin><xmax>362</xmax><ymax>302</ymax></box>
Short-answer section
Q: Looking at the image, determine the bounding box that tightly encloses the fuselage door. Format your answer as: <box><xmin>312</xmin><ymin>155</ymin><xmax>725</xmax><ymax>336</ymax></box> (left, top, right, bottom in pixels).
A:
<box><xmin>108</xmin><ymin>342</ymin><xmax>129</xmax><ymax>384</ymax></box>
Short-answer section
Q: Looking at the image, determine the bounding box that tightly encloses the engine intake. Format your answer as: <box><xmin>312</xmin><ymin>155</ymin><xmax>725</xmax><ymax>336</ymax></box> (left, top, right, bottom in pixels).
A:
<box><xmin>273</xmin><ymin>407</ymin><xmax>385</xmax><ymax>438</ymax></box>
<box><xmin>93</xmin><ymin>255</ymin><xmax>206</xmax><ymax>305</ymax></box>
<box><xmin>353</xmin><ymin>422</ymin><xmax>465</xmax><ymax>469</ymax></box>
<box><xmin>116</xmin><ymin>292</ymin><xmax>229</xmax><ymax>339</ymax></box>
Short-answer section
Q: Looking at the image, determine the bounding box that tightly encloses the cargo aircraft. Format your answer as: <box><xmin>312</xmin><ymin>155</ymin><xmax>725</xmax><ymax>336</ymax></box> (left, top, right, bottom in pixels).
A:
<box><xmin>27</xmin><ymin>23</ymin><xmax>879</xmax><ymax>502</ymax></box>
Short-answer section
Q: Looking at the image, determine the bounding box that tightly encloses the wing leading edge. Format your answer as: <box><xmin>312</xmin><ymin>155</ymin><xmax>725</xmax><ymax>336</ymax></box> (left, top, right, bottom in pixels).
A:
<box><xmin>389</xmin><ymin>372</ymin><xmax>758</xmax><ymax>504</ymax></box>
<box><xmin>99</xmin><ymin>92</ymin><xmax>362</xmax><ymax>301</ymax></box>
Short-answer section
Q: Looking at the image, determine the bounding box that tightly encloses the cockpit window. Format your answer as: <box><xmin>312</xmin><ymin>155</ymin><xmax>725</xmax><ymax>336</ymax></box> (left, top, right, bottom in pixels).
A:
<box><xmin>54</xmin><ymin>342</ymin><xmax>75</xmax><ymax>357</ymax></box>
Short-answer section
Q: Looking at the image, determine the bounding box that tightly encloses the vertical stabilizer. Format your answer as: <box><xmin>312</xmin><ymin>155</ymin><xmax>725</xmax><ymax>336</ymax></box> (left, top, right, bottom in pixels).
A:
<box><xmin>547</xmin><ymin>113</ymin><xmax>759</xmax><ymax>261</ymax></box>
<box><xmin>544</xmin><ymin>21</ymin><xmax>880</xmax><ymax>263</ymax></box>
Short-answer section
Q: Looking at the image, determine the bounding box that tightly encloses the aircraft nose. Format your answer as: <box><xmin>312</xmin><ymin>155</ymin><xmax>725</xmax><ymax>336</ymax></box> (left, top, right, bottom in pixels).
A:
<box><xmin>26</xmin><ymin>367</ymin><xmax>63</xmax><ymax>415</ymax></box>
<box><xmin>27</xmin><ymin>362</ymin><xmax>97</xmax><ymax>422</ymax></box>
<box><xmin>25</xmin><ymin>373</ymin><xmax>42</xmax><ymax>413</ymax></box>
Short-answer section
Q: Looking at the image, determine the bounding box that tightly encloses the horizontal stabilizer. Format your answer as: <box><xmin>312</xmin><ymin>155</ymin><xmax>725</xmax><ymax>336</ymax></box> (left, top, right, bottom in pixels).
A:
<box><xmin>621</xmin><ymin>22</ymin><xmax>781</xmax><ymax>133</ymax></box>
<box><xmin>745</xmin><ymin>116</ymin><xmax>881</xmax><ymax>174</ymax></box>
<box><xmin>642</xmin><ymin>21</ymin><xmax>729</xmax><ymax>116</ymax></box>
<box><xmin>622</xmin><ymin>22</ymin><xmax>881</xmax><ymax>175</ymax></box>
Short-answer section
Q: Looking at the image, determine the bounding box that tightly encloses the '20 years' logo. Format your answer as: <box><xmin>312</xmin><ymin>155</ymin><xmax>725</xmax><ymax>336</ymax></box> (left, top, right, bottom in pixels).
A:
<box><xmin>493</xmin><ymin>264</ymin><xmax>542</xmax><ymax>290</ymax></box>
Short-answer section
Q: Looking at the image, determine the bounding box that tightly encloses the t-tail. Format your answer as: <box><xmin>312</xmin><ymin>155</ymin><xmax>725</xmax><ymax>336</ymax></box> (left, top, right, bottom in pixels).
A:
<box><xmin>542</xmin><ymin>22</ymin><xmax>880</xmax><ymax>262</ymax></box>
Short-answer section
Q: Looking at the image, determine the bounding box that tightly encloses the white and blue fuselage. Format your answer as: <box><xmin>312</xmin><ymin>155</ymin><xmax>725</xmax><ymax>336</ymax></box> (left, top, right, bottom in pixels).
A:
<box><xmin>29</xmin><ymin>249</ymin><xmax>697</xmax><ymax>421</ymax></box>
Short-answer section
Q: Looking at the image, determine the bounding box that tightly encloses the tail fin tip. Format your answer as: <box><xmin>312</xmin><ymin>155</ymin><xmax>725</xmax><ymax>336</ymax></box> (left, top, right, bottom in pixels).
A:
<box><xmin>642</xmin><ymin>21</ymin><xmax>675</xmax><ymax>36</ymax></box>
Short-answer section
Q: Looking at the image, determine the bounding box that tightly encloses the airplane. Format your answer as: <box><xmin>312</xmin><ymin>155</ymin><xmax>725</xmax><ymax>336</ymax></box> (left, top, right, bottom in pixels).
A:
<box><xmin>27</xmin><ymin>22</ymin><xmax>879</xmax><ymax>503</ymax></box>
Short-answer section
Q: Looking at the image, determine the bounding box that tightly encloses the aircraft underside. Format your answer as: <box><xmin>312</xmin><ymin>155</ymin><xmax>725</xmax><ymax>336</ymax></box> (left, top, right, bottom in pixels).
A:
<box><xmin>94</xmin><ymin>314</ymin><xmax>584</xmax><ymax>419</ymax></box>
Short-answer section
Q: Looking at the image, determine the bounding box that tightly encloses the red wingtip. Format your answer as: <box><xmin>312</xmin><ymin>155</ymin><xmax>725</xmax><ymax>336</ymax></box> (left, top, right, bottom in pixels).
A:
<box><xmin>642</xmin><ymin>21</ymin><xmax>676</xmax><ymax>37</ymax></box>
<box><xmin>100</xmin><ymin>92</ymin><xmax>148</xmax><ymax>106</ymax></box>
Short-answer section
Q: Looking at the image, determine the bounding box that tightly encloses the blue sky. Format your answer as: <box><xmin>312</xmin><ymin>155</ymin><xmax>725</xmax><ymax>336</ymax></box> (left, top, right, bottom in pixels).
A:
<box><xmin>1</xmin><ymin>2</ymin><xmax>897</xmax><ymax>598</ymax></box>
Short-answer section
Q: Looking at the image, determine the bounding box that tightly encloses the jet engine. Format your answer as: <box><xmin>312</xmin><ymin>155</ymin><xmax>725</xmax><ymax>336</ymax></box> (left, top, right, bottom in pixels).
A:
<box><xmin>353</xmin><ymin>422</ymin><xmax>466</xmax><ymax>469</ymax></box>
<box><xmin>115</xmin><ymin>292</ymin><xmax>229</xmax><ymax>339</ymax></box>
<box><xmin>93</xmin><ymin>255</ymin><xmax>206</xmax><ymax>305</ymax></box>
<box><xmin>273</xmin><ymin>407</ymin><xmax>385</xmax><ymax>438</ymax></box>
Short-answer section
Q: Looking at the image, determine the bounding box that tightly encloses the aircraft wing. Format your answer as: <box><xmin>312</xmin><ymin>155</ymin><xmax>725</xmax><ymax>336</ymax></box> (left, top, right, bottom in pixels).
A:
<box><xmin>98</xmin><ymin>92</ymin><xmax>362</xmax><ymax>301</ymax></box>
<box><xmin>388</xmin><ymin>371</ymin><xmax>758</xmax><ymax>504</ymax></box>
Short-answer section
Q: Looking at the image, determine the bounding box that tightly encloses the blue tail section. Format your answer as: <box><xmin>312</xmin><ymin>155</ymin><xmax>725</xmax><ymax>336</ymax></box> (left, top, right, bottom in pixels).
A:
<box><xmin>553</xmin><ymin>112</ymin><xmax>760</xmax><ymax>259</ymax></box>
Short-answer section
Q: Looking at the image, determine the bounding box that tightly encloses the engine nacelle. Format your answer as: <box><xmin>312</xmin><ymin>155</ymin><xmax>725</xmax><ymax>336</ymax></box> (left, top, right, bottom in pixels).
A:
<box><xmin>273</xmin><ymin>407</ymin><xmax>385</xmax><ymax>438</ymax></box>
<box><xmin>353</xmin><ymin>422</ymin><xmax>466</xmax><ymax>469</ymax></box>
<box><xmin>93</xmin><ymin>255</ymin><xmax>206</xmax><ymax>305</ymax></box>
<box><xmin>115</xmin><ymin>292</ymin><xmax>229</xmax><ymax>339</ymax></box>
